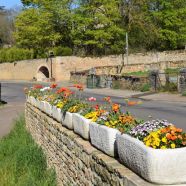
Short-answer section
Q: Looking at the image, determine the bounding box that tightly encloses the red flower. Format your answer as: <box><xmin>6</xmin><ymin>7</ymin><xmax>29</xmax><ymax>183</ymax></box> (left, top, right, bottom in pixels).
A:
<box><xmin>33</xmin><ymin>84</ymin><xmax>43</xmax><ymax>89</ymax></box>
<box><xmin>94</xmin><ymin>104</ymin><xmax>100</xmax><ymax>110</ymax></box>
<box><xmin>73</xmin><ymin>84</ymin><xmax>84</xmax><ymax>91</ymax></box>
<box><xmin>56</xmin><ymin>87</ymin><xmax>70</xmax><ymax>94</ymax></box>
<box><xmin>50</xmin><ymin>84</ymin><xmax>57</xmax><ymax>89</ymax></box>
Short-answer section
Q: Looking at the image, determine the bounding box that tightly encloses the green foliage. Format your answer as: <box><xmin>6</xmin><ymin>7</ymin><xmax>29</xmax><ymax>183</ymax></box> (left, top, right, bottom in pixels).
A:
<box><xmin>161</xmin><ymin>82</ymin><xmax>178</xmax><ymax>92</ymax></box>
<box><xmin>0</xmin><ymin>47</ymin><xmax>33</xmax><ymax>63</ymax></box>
<box><xmin>165</xmin><ymin>68</ymin><xmax>180</xmax><ymax>74</ymax></box>
<box><xmin>53</xmin><ymin>46</ymin><xmax>72</xmax><ymax>56</ymax></box>
<box><xmin>122</xmin><ymin>71</ymin><xmax>149</xmax><ymax>77</ymax></box>
<box><xmin>140</xmin><ymin>83</ymin><xmax>151</xmax><ymax>92</ymax></box>
<box><xmin>0</xmin><ymin>116</ymin><xmax>56</xmax><ymax>185</ymax></box>
<box><xmin>11</xmin><ymin>0</ymin><xmax>186</xmax><ymax>56</ymax></box>
<box><xmin>182</xmin><ymin>91</ymin><xmax>186</xmax><ymax>96</ymax></box>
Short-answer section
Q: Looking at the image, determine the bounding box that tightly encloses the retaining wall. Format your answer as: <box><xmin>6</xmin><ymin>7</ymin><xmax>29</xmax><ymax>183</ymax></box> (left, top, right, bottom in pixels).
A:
<box><xmin>25</xmin><ymin>103</ymin><xmax>155</xmax><ymax>186</ymax></box>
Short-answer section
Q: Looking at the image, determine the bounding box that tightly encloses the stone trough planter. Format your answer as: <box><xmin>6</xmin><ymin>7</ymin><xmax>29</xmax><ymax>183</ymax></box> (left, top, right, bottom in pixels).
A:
<box><xmin>39</xmin><ymin>101</ymin><xmax>45</xmax><ymax>112</ymax></box>
<box><xmin>116</xmin><ymin>133</ymin><xmax>186</xmax><ymax>185</ymax></box>
<box><xmin>52</xmin><ymin>106</ymin><xmax>63</xmax><ymax>123</ymax></box>
<box><xmin>44</xmin><ymin>102</ymin><xmax>53</xmax><ymax>116</ymax></box>
<box><xmin>62</xmin><ymin>112</ymin><xmax>73</xmax><ymax>129</ymax></box>
<box><xmin>90</xmin><ymin>122</ymin><xmax>120</xmax><ymax>157</ymax></box>
<box><xmin>73</xmin><ymin>113</ymin><xmax>91</xmax><ymax>140</ymax></box>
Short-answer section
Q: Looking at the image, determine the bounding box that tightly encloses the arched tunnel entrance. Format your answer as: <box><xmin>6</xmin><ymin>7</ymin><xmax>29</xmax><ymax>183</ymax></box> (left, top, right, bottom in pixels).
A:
<box><xmin>37</xmin><ymin>66</ymin><xmax>50</xmax><ymax>81</ymax></box>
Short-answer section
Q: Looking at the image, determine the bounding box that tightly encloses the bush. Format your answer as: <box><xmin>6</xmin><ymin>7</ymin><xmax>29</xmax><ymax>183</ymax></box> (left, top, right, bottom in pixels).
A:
<box><xmin>53</xmin><ymin>46</ymin><xmax>72</xmax><ymax>56</ymax></box>
<box><xmin>0</xmin><ymin>116</ymin><xmax>56</xmax><ymax>186</ymax></box>
<box><xmin>161</xmin><ymin>82</ymin><xmax>178</xmax><ymax>92</ymax></box>
<box><xmin>0</xmin><ymin>47</ymin><xmax>33</xmax><ymax>63</ymax></box>
<box><xmin>182</xmin><ymin>91</ymin><xmax>186</xmax><ymax>96</ymax></box>
<box><xmin>140</xmin><ymin>83</ymin><xmax>151</xmax><ymax>92</ymax></box>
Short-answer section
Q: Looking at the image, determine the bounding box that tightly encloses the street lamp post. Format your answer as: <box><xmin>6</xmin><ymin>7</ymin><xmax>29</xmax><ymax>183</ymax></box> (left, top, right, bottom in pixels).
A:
<box><xmin>48</xmin><ymin>51</ymin><xmax>54</xmax><ymax>80</ymax></box>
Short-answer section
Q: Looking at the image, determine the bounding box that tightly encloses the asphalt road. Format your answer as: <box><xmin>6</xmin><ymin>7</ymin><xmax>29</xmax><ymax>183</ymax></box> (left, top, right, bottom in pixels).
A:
<box><xmin>1</xmin><ymin>81</ymin><xmax>186</xmax><ymax>130</ymax></box>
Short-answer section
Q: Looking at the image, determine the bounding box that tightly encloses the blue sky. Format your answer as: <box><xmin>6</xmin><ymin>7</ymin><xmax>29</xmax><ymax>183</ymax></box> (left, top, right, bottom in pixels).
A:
<box><xmin>1</xmin><ymin>0</ymin><xmax>22</xmax><ymax>8</ymax></box>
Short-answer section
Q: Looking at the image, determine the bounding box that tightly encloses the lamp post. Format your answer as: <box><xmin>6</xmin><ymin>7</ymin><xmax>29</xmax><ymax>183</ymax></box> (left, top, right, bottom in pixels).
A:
<box><xmin>48</xmin><ymin>51</ymin><xmax>54</xmax><ymax>80</ymax></box>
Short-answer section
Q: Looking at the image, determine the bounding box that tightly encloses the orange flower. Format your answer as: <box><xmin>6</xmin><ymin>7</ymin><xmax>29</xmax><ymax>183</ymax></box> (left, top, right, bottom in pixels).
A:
<box><xmin>171</xmin><ymin>135</ymin><xmax>177</xmax><ymax>141</ymax></box>
<box><xmin>56</xmin><ymin>87</ymin><xmax>70</xmax><ymax>94</ymax></box>
<box><xmin>178</xmin><ymin>135</ymin><xmax>183</xmax><ymax>140</ymax></box>
<box><xmin>170</xmin><ymin>126</ymin><xmax>177</xmax><ymax>132</ymax></box>
<box><xmin>127</xmin><ymin>101</ymin><xmax>137</xmax><ymax>106</ymax></box>
<box><xmin>104</xmin><ymin>96</ymin><xmax>111</xmax><ymax>103</ymax></box>
<box><xmin>112</xmin><ymin>104</ymin><xmax>120</xmax><ymax>112</ymax></box>
<box><xmin>50</xmin><ymin>84</ymin><xmax>57</xmax><ymax>89</ymax></box>
<box><xmin>166</xmin><ymin>133</ymin><xmax>172</xmax><ymax>140</ymax></box>
<box><xmin>161</xmin><ymin>128</ymin><xmax>168</xmax><ymax>133</ymax></box>
<box><xmin>176</xmin><ymin>128</ymin><xmax>183</xmax><ymax>133</ymax></box>
<box><xmin>73</xmin><ymin>84</ymin><xmax>84</xmax><ymax>91</ymax></box>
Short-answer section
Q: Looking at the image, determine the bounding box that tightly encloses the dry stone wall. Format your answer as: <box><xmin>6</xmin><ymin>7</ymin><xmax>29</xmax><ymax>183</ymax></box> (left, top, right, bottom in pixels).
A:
<box><xmin>25</xmin><ymin>103</ymin><xmax>155</xmax><ymax>186</ymax></box>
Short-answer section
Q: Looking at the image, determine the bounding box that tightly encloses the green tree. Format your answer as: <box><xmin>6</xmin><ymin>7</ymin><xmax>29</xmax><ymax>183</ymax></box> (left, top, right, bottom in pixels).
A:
<box><xmin>72</xmin><ymin>0</ymin><xmax>125</xmax><ymax>55</ymax></box>
<box><xmin>149</xmin><ymin>0</ymin><xmax>186</xmax><ymax>50</ymax></box>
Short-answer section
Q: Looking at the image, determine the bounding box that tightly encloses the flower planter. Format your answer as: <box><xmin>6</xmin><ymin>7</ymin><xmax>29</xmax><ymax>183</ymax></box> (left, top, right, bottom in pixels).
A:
<box><xmin>35</xmin><ymin>99</ymin><xmax>41</xmax><ymax>109</ymax></box>
<box><xmin>44</xmin><ymin>102</ymin><xmax>52</xmax><ymax>116</ymax></box>
<box><xmin>73</xmin><ymin>113</ymin><xmax>91</xmax><ymax>140</ymax></box>
<box><xmin>90</xmin><ymin>122</ymin><xmax>120</xmax><ymax>157</ymax></box>
<box><xmin>27</xmin><ymin>96</ymin><xmax>32</xmax><ymax>103</ymax></box>
<box><xmin>52</xmin><ymin>106</ymin><xmax>63</xmax><ymax>123</ymax></box>
<box><xmin>29</xmin><ymin>96</ymin><xmax>36</xmax><ymax>106</ymax></box>
<box><xmin>116</xmin><ymin>134</ymin><xmax>186</xmax><ymax>185</ymax></box>
<box><xmin>62</xmin><ymin>112</ymin><xmax>73</xmax><ymax>129</ymax></box>
<box><xmin>40</xmin><ymin>101</ymin><xmax>45</xmax><ymax>112</ymax></box>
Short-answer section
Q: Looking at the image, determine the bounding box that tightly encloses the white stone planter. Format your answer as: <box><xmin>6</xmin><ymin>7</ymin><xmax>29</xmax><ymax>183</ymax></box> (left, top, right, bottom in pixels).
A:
<box><xmin>44</xmin><ymin>102</ymin><xmax>52</xmax><ymax>116</ymax></box>
<box><xmin>29</xmin><ymin>96</ymin><xmax>36</xmax><ymax>106</ymax></box>
<box><xmin>62</xmin><ymin>112</ymin><xmax>73</xmax><ymax>129</ymax></box>
<box><xmin>27</xmin><ymin>96</ymin><xmax>31</xmax><ymax>103</ymax></box>
<box><xmin>116</xmin><ymin>134</ymin><xmax>186</xmax><ymax>185</ymax></box>
<box><xmin>40</xmin><ymin>101</ymin><xmax>45</xmax><ymax>112</ymax></box>
<box><xmin>90</xmin><ymin>122</ymin><xmax>120</xmax><ymax>157</ymax></box>
<box><xmin>52</xmin><ymin>106</ymin><xmax>63</xmax><ymax>123</ymax></box>
<box><xmin>35</xmin><ymin>99</ymin><xmax>41</xmax><ymax>109</ymax></box>
<box><xmin>73</xmin><ymin>113</ymin><xmax>91</xmax><ymax>140</ymax></box>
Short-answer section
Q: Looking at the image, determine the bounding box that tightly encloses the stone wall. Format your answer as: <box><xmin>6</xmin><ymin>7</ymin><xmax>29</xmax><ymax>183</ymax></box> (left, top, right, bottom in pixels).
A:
<box><xmin>25</xmin><ymin>103</ymin><xmax>154</xmax><ymax>186</ymax></box>
<box><xmin>0</xmin><ymin>50</ymin><xmax>186</xmax><ymax>82</ymax></box>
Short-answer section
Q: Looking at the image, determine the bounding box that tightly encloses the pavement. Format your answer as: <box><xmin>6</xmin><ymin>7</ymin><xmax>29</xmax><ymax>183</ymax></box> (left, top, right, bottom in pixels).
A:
<box><xmin>0</xmin><ymin>102</ymin><xmax>24</xmax><ymax>138</ymax></box>
<box><xmin>0</xmin><ymin>80</ymin><xmax>186</xmax><ymax>139</ymax></box>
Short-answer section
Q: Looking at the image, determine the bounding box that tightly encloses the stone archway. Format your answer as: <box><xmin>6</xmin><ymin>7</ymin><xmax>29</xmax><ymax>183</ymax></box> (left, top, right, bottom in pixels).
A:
<box><xmin>37</xmin><ymin>66</ymin><xmax>50</xmax><ymax>81</ymax></box>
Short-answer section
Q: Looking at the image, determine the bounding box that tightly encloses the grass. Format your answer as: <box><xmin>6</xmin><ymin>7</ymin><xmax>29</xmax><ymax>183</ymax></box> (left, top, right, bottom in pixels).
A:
<box><xmin>122</xmin><ymin>71</ymin><xmax>149</xmax><ymax>77</ymax></box>
<box><xmin>0</xmin><ymin>115</ymin><xmax>56</xmax><ymax>186</ymax></box>
<box><xmin>164</xmin><ymin>68</ymin><xmax>180</xmax><ymax>74</ymax></box>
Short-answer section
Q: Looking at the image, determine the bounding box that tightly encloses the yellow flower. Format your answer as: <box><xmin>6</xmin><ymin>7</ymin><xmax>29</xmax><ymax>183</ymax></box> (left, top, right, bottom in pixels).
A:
<box><xmin>162</xmin><ymin>137</ymin><xmax>167</xmax><ymax>143</ymax></box>
<box><xmin>171</xmin><ymin>143</ymin><xmax>176</xmax><ymax>149</ymax></box>
<box><xmin>161</xmin><ymin>146</ymin><xmax>167</xmax><ymax>149</ymax></box>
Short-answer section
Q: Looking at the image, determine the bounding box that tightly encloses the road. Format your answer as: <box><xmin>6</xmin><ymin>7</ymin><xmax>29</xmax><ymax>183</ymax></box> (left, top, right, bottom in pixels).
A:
<box><xmin>1</xmin><ymin>81</ymin><xmax>186</xmax><ymax>130</ymax></box>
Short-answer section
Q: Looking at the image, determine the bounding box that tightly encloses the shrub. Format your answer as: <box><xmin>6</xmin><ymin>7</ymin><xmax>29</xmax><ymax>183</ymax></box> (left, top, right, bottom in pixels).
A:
<box><xmin>53</xmin><ymin>46</ymin><xmax>72</xmax><ymax>56</ymax></box>
<box><xmin>0</xmin><ymin>47</ymin><xmax>33</xmax><ymax>63</ymax></box>
<box><xmin>140</xmin><ymin>83</ymin><xmax>151</xmax><ymax>92</ymax></box>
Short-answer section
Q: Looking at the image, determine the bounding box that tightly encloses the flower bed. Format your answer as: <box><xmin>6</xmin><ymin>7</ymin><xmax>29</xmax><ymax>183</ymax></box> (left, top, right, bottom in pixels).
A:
<box><xmin>25</xmin><ymin>84</ymin><xmax>186</xmax><ymax>185</ymax></box>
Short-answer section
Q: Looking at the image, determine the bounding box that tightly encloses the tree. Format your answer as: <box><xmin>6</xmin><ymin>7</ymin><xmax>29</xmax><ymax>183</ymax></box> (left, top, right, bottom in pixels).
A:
<box><xmin>72</xmin><ymin>0</ymin><xmax>125</xmax><ymax>55</ymax></box>
<box><xmin>149</xmin><ymin>0</ymin><xmax>186</xmax><ymax>50</ymax></box>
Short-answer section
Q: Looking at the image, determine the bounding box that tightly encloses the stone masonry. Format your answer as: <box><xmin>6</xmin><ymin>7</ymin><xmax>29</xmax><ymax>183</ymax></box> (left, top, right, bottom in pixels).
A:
<box><xmin>25</xmin><ymin>103</ymin><xmax>156</xmax><ymax>186</ymax></box>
